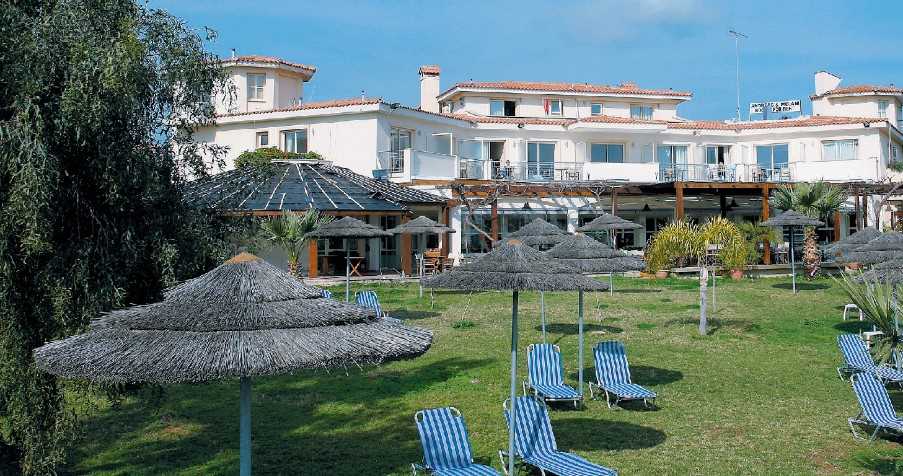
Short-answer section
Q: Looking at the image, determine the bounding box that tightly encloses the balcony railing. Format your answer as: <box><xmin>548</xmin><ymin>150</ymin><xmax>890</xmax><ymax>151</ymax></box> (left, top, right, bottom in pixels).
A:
<box><xmin>657</xmin><ymin>164</ymin><xmax>792</xmax><ymax>183</ymax></box>
<box><xmin>458</xmin><ymin>159</ymin><xmax>584</xmax><ymax>181</ymax></box>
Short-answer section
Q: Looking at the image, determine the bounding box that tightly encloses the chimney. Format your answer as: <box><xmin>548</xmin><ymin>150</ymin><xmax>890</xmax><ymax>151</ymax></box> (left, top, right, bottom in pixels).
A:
<box><xmin>230</xmin><ymin>48</ymin><xmax>236</xmax><ymax>59</ymax></box>
<box><xmin>814</xmin><ymin>71</ymin><xmax>842</xmax><ymax>96</ymax></box>
<box><xmin>419</xmin><ymin>65</ymin><xmax>441</xmax><ymax>113</ymax></box>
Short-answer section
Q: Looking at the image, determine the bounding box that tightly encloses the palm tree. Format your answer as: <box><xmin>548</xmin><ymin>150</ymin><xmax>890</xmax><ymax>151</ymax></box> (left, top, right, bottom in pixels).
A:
<box><xmin>260</xmin><ymin>210</ymin><xmax>332</xmax><ymax>276</ymax></box>
<box><xmin>771</xmin><ymin>182</ymin><xmax>847</xmax><ymax>278</ymax></box>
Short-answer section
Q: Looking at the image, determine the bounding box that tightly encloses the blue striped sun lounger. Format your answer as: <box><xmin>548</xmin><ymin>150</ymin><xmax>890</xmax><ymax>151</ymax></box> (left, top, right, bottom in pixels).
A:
<box><xmin>837</xmin><ymin>334</ymin><xmax>903</xmax><ymax>384</ymax></box>
<box><xmin>524</xmin><ymin>343</ymin><xmax>582</xmax><ymax>408</ymax></box>
<box><xmin>502</xmin><ymin>396</ymin><xmax>617</xmax><ymax>476</ymax></box>
<box><xmin>849</xmin><ymin>372</ymin><xmax>903</xmax><ymax>441</ymax></box>
<box><xmin>591</xmin><ymin>341</ymin><xmax>656</xmax><ymax>408</ymax></box>
<box><xmin>320</xmin><ymin>289</ymin><xmax>332</xmax><ymax>299</ymax></box>
<box><xmin>413</xmin><ymin>407</ymin><xmax>501</xmax><ymax>476</ymax></box>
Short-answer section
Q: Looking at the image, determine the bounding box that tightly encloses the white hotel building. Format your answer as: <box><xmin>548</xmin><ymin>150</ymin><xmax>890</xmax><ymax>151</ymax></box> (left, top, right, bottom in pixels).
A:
<box><xmin>194</xmin><ymin>55</ymin><xmax>903</xmax><ymax>272</ymax></box>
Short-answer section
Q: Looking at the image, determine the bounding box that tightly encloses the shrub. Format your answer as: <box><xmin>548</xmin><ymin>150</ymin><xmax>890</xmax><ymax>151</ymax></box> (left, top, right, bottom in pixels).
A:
<box><xmin>235</xmin><ymin>147</ymin><xmax>299</xmax><ymax>168</ymax></box>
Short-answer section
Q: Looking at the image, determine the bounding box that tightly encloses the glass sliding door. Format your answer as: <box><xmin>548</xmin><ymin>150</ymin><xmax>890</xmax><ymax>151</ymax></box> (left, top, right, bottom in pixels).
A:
<box><xmin>755</xmin><ymin>143</ymin><xmax>789</xmax><ymax>181</ymax></box>
<box><xmin>527</xmin><ymin>142</ymin><xmax>555</xmax><ymax>180</ymax></box>
<box><xmin>657</xmin><ymin>145</ymin><xmax>688</xmax><ymax>181</ymax></box>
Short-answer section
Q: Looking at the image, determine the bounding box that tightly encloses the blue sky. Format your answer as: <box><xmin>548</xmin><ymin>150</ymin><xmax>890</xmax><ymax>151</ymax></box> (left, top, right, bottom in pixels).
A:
<box><xmin>151</xmin><ymin>0</ymin><xmax>903</xmax><ymax>120</ymax></box>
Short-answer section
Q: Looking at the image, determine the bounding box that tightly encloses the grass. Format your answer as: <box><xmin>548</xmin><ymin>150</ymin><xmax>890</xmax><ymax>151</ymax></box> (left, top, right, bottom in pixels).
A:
<box><xmin>63</xmin><ymin>276</ymin><xmax>903</xmax><ymax>475</ymax></box>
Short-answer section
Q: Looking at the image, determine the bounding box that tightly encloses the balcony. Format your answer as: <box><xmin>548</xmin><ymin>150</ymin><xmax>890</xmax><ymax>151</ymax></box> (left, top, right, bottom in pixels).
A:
<box><xmin>656</xmin><ymin>164</ymin><xmax>792</xmax><ymax>183</ymax></box>
<box><xmin>458</xmin><ymin>159</ymin><xmax>584</xmax><ymax>182</ymax></box>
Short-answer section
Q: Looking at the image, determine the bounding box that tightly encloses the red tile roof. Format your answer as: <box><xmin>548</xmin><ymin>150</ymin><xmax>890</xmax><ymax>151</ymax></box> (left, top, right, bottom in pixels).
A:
<box><xmin>667</xmin><ymin>116</ymin><xmax>887</xmax><ymax>131</ymax></box>
<box><xmin>218</xmin><ymin>97</ymin><xmax>382</xmax><ymax>118</ymax></box>
<box><xmin>439</xmin><ymin>81</ymin><xmax>692</xmax><ymax>99</ymax></box>
<box><xmin>419</xmin><ymin>65</ymin><xmax>441</xmax><ymax>75</ymax></box>
<box><xmin>811</xmin><ymin>84</ymin><xmax>903</xmax><ymax>99</ymax></box>
<box><xmin>578</xmin><ymin>115</ymin><xmax>667</xmax><ymax>125</ymax></box>
<box><xmin>446</xmin><ymin>113</ymin><xmax>576</xmax><ymax>126</ymax></box>
<box><xmin>222</xmin><ymin>55</ymin><xmax>317</xmax><ymax>73</ymax></box>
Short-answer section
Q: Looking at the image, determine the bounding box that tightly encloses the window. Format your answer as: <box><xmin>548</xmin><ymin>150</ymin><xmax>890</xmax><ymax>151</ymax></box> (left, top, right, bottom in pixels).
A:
<box><xmin>590</xmin><ymin>103</ymin><xmax>603</xmax><ymax>116</ymax></box>
<box><xmin>878</xmin><ymin>100</ymin><xmax>889</xmax><ymax>118</ymax></box>
<box><xmin>282</xmin><ymin>130</ymin><xmax>307</xmax><ymax>154</ymax></box>
<box><xmin>630</xmin><ymin>104</ymin><xmax>653</xmax><ymax>120</ymax></box>
<box><xmin>256</xmin><ymin>132</ymin><xmax>269</xmax><ymax>148</ymax></box>
<box><xmin>898</xmin><ymin>103</ymin><xmax>902</xmax><ymax>128</ymax></box>
<box><xmin>389</xmin><ymin>127</ymin><xmax>413</xmax><ymax>173</ymax></box>
<box><xmin>822</xmin><ymin>139</ymin><xmax>858</xmax><ymax>161</ymax></box>
<box><xmin>545</xmin><ymin>99</ymin><xmax>563</xmax><ymax>116</ymax></box>
<box><xmin>527</xmin><ymin>142</ymin><xmax>555</xmax><ymax>179</ymax></box>
<box><xmin>247</xmin><ymin>73</ymin><xmax>266</xmax><ymax>101</ymax></box>
<box><xmin>490</xmin><ymin>100</ymin><xmax>517</xmax><ymax>117</ymax></box>
<box><xmin>756</xmin><ymin>144</ymin><xmax>789</xmax><ymax>170</ymax></box>
<box><xmin>705</xmin><ymin>145</ymin><xmax>729</xmax><ymax>165</ymax></box>
<box><xmin>590</xmin><ymin>144</ymin><xmax>624</xmax><ymax>163</ymax></box>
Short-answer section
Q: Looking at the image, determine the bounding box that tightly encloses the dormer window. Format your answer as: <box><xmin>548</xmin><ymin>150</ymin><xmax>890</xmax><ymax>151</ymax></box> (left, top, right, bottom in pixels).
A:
<box><xmin>490</xmin><ymin>99</ymin><xmax>517</xmax><ymax>117</ymax></box>
<box><xmin>591</xmin><ymin>103</ymin><xmax>603</xmax><ymax>116</ymax></box>
<box><xmin>545</xmin><ymin>99</ymin><xmax>563</xmax><ymax>116</ymax></box>
<box><xmin>247</xmin><ymin>73</ymin><xmax>266</xmax><ymax>101</ymax></box>
<box><xmin>878</xmin><ymin>100</ymin><xmax>889</xmax><ymax>118</ymax></box>
<box><xmin>630</xmin><ymin>104</ymin><xmax>653</xmax><ymax>120</ymax></box>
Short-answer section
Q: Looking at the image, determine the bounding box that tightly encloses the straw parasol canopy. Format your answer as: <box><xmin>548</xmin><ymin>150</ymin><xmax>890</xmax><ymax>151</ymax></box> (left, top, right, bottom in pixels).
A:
<box><xmin>846</xmin><ymin>232</ymin><xmax>903</xmax><ymax>265</ymax></box>
<box><xmin>858</xmin><ymin>258</ymin><xmax>903</xmax><ymax>285</ymax></box>
<box><xmin>386</xmin><ymin>215</ymin><xmax>455</xmax><ymax>235</ymax></box>
<box><xmin>423</xmin><ymin>240</ymin><xmax>603</xmax><ymax>475</ymax></box>
<box><xmin>505</xmin><ymin>218</ymin><xmax>571</xmax><ymax>248</ymax></box>
<box><xmin>310</xmin><ymin>216</ymin><xmax>392</xmax><ymax>238</ymax></box>
<box><xmin>34</xmin><ymin>253</ymin><xmax>432</xmax><ymax>381</ymax></box>
<box><xmin>544</xmin><ymin>234</ymin><xmax>645</xmax><ymax>274</ymax></box>
<box><xmin>761</xmin><ymin>209</ymin><xmax>825</xmax><ymax>227</ymax></box>
<box><xmin>33</xmin><ymin>253</ymin><xmax>431</xmax><ymax>475</ymax></box>
<box><xmin>423</xmin><ymin>240</ymin><xmax>607</xmax><ymax>292</ymax></box>
<box><xmin>828</xmin><ymin>227</ymin><xmax>880</xmax><ymax>261</ymax></box>
<box><xmin>576</xmin><ymin>213</ymin><xmax>642</xmax><ymax>232</ymax></box>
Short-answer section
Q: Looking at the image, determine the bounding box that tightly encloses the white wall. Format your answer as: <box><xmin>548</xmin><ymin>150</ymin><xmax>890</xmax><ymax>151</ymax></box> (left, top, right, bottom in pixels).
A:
<box><xmin>213</xmin><ymin>66</ymin><xmax>305</xmax><ymax>115</ymax></box>
<box><xmin>455</xmin><ymin>93</ymin><xmax>682</xmax><ymax>120</ymax></box>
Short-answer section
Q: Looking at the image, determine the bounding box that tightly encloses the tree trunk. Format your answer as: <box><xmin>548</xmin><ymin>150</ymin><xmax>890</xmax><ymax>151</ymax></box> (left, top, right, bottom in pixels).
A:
<box><xmin>699</xmin><ymin>266</ymin><xmax>708</xmax><ymax>335</ymax></box>
<box><xmin>803</xmin><ymin>227</ymin><xmax>819</xmax><ymax>279</ymax></box>
<box><xmin>288</xmin><ymin>256</ymin><xmax>298</xmax><ymax>276</ymax></box>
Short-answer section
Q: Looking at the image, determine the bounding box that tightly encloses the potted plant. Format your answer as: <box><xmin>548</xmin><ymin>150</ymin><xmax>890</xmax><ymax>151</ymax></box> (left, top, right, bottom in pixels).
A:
<box><xmin>719</xmin><ymin>237</ymin><xmax>750</xmax><ymax>281</ymax></box>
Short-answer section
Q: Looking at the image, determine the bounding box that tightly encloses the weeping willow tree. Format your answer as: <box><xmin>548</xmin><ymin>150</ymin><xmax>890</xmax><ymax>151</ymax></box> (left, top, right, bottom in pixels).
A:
<box><xmin>645</xmin><ymin>217</ymin><xmax>746</xmax><ymax>335</ymax></box>
<box><xmin>0</xmin><ymin>2</ymin><xmax>231</xmax><ymax>473</ymax></box>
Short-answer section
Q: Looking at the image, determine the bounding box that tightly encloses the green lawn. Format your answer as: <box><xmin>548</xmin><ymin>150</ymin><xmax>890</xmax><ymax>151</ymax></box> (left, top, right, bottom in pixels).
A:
<box><xmin>65</xmin><ymin>276</ymin><xmax>903</xmax><ymax>475</ymax></box>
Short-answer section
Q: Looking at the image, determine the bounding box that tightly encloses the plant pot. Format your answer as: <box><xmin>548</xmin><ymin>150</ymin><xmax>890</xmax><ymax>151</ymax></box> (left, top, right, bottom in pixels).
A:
<box><xmin>729</xmin><ymin>268</ymin><xmax>744</xmax><ymax>281</ymax></box>
<box><xmin>655</xmin><ymin>270</ymin><xmax>669</xmax><ymax>279</ymax></box>
<box><xmin>846</xmin><ymin>262</ymin><xmax>862</xmax><ymax>271</ymax></box>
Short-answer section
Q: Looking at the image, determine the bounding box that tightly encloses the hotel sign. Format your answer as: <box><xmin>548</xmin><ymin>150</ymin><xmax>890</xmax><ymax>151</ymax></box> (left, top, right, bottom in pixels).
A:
<box><xmin>750</xmin><ymin>100</ymin><xmax>802</xmax><ymax>115</ymax></box>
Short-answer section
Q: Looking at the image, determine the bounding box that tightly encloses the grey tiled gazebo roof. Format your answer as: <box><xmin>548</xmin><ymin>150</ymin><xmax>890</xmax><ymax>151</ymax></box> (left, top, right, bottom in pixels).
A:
<box><xmin>185</xmin><ymin>161</ymin><xmax>444</xmax><ymax>212</ymax></box>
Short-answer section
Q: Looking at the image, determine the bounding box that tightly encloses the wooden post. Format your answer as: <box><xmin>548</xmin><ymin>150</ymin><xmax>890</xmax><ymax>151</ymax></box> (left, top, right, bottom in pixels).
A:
<box><xmin>862</xmin><ymin>194</ymin><xmax>868</xmax><ymax>228</ymax></box>
<box><xmin>854</xmin><ymin>193</ymin><xmax>862</xmax><ymax>230</ymax></box>
<box><xmin>441</xmin><ymin>206</ymin><xmax>450</xmax><ymax>258</ymax></box>
<box><xmin>611</xmin><ymin>188</ymin><xmax>619</xmax><ymax>215</ymax></box>
<box><xmin>675</xmin><ymin>182</ymin><xmax>685</xmax><ymax>220</ymax></box>
<box><xmin>239</xmin><ymin>377</ymin><xmax>252</xmax><ymax>476</ymax></box>
<box><xmin>490</xmin><ymin>199</ymin><xmax>499</xmax><ymax>241</ymax></box>
<box><xmin>834</xmin><ymin>210</ymin><xmax>842</xmax><ymax>242</ymax></box>
<box><xmin>400</xmin><ymin>215</ymin><xmax>412</xmax><ymax>276</ymax></box>
<box><xmin>308</xmin><ymin>239</ymin><xmax>319</xmax><ymax>278</ymax></box>
<box><xmin>719</xmin><ymin>192</ymin><xmax>728</xmax><ymax>218</ymax></box>
<box><xmin>761</xmin><ymin>184</ymin><xmax>771</xmax><ymax>265</ymax></box>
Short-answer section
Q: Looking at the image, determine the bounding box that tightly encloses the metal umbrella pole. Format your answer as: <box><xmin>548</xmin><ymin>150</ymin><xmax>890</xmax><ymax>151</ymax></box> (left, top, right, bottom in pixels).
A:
<box><xmin>240</xmin><ymin>377</ymin><xmax>251</xmax><ymax>476</ymax></box>
<box><xmin>540</xmin><ymin>291</ymin><xmax>546</xmax><ymax>342</ymax></box>
<box><xmin>790</xmin><ymin>226</ymin><xmax>797</xmax><ymax>294</ymax></box>
<box><xmin>578</xmin><ymin>290</ymin><xmax>584</xmax><ymax>400</ymax></box>
<box><xmin>507</xmin><ymin>291</ymin><xmax>519</xmax><ymax>476</ymax></box>
<box><xmin>345</xmin><ymin>240</ymin><xmax>351</xmax><ymax>302</ymax></box>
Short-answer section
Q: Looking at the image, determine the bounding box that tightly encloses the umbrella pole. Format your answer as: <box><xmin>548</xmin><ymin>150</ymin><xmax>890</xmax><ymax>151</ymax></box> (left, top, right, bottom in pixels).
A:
<box><xmin>240</xmin><ymin>377</ymin><xmax>252</xmax><ymax>476</ymax></box>
<box><xmin>508</xmin><ymin>291</ymin><xmax>519</xmax><ymax>476</ymax></box>
<box><xmin>540</xmin><ymin>291</ymin><xmax>546</xmax><ymax>343</ymax></box>
<box><xmin>609</xmin><ymin>273</ymin><xmax>613</xmax><ymax>296</ymax></box>
<box><xmin>711</xmin><ymin>267</ymin><xmax>716</xmax><ymax>313</ymax></box>
<box><xmin>790</xmin><ymin>228</ymin><xmax>796</xmax><ymax>294</ymax></box>
<box><xmin>345</xmin><ymin>241</ymin><xmax>351</xmax><ymax>302</ymax></box>
<box><xmin>419</xmin><ymin>233</ymin><xmax>424</xmax><ymax>299</ymax></box>
<box><xmin>578</xmin><ymin>290</ymin><xmax>584</xmax><ymax>401</ymax></box>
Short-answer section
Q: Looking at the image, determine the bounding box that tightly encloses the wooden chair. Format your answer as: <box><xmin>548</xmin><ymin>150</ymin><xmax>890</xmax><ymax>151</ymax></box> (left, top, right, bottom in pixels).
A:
<box><xmin>423</xmin><ymin>249</ymin><xmax>444</xmax><ymax>274</ymax></box>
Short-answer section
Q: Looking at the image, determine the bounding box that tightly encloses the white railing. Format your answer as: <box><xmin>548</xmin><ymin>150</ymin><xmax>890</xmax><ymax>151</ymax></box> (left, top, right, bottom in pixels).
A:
<box><xmin>457</xmin><ymin>160</ymin><xmax>585</xmax><ymax>181</ymax></box>
<box><xmin>656</xmin><ymin>164</ymin><xmax>791</xmax><ymax>183</ymax></box>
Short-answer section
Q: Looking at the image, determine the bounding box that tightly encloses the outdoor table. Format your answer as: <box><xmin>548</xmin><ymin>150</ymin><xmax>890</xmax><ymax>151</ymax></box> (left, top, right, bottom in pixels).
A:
<box><xmin>347</xmin><ymin>256</ymin><xmax>365</xmax><ymax>276</ymax></box>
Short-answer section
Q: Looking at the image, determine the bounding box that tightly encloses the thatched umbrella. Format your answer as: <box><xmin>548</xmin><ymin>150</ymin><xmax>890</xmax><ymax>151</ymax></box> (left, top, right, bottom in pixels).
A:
<box><xmin>846</xmin><ymin>232</ymin><xmax>903</xmax><ymax>266</ymax></box>
<box><xmin>829</xmin><ymin>227</ymin><xmax>880</xmax><ymax>263</ymax></box>
<box><xmin>33</xmin><ymin>253</ymin><xmax>432</xmax><ymax>476</ymax></box>
<box><xmin>387</xmin><ymin>216</ymin><xmax>455</xmax><ymax>298</ymax></box>
<box><xmin>310</xmin><ymin>216</ymin><xmax>392</xmax><ymax>301</ymax></box>
<box><xmin>576</xmin><ymin>212</ymin><xmax>642</xmax><ymax>248</ymax></box>
<box><xmin>762</xmin><ymin>210</ymin><xmax>824</xmax><ymax>293</ymax></box>
<box><xmin>505</xmin><ymin>218</ymin><xmax>572</xmax><ymax>335</ymax></box>
<box><xmin>423</xmin><ymin>241</ymin><xmax>606</xmax><ymax>476</ymax></box>
<box><xmin>545</xmin><ymin>233</ymin><xmax>644</xmax><ymax>298</ymax></box>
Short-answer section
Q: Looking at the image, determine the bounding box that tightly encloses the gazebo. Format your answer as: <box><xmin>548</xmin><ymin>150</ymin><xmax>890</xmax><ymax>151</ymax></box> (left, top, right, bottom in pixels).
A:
<box><xmin>33</xmin><ymin>254</ymin><xmax>432</xmax><ymax>476</ymax></box>
<box><xmin>310</xmin><ymin>216</ymin><xmax>392</xmax><ymax>301</ymax></box>
<box><xmin>423</xmin><ymin>241</ymin><xmax>606</xmax><ymax>476</ymax></box>
<box><xmin>762</xmin><ymin>210</ymin><xmax>824</xmax><ymax>293</ymax></box>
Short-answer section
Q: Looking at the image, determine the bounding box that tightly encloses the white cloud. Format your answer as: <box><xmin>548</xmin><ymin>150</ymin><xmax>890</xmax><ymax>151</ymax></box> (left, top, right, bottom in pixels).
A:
<box><xmin>566</xmin><ymin>0</ymin><xmax>717</xmax><ymax>41</ymax></box>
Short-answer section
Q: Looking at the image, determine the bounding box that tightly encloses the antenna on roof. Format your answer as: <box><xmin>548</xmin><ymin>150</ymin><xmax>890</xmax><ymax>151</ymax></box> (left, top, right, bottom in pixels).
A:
<box><xmin>230</xmin><ymin>48</ymin><xmax>236</xmax><ymax>59</ymax></box>
<box><xmin>728</xmin><ymin>29</ymin><xmax>748</xmax><ymax>122</ymax></box>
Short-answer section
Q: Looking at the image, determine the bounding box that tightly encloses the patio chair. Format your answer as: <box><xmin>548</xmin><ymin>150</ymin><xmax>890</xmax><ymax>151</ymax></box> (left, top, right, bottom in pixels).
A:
<box><xmin>836</xmin><ymin>334</ymin><xmax>903</xmax><ymax>384</ymax></box>
<box><xmin>413</xmin><ymin>407</ymin><xmax>500</xmax><ymax>475</ymax></box>
<box><xmin>590</xmin><ymin>341</ymin><xmax>656</xmax><ymax>408</ymax></box>
<box><xmin>501</xmin><ymin>396</ymin><xmax>617</xmax><ymax>476</ymax></box>
<box><xmin>524</xmin><ymin>344</ymin><xmax>582</xmax><ymax>408</ymax></box>
<box><xmin>849</xmin><ymin>372</ymin><xmax>903</xmax><ymax>441</ymax></box>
